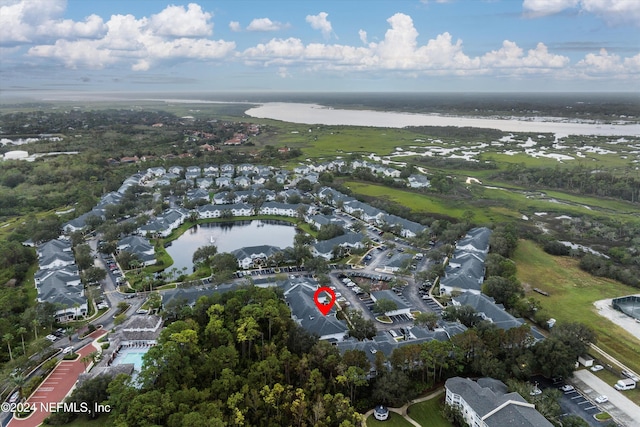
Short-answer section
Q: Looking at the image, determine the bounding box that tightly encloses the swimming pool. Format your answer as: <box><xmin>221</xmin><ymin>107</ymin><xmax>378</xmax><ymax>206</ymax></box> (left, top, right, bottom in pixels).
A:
<box><xmin>112</xmin><ymin>347</ymin><xmax>149</xmax><ymax>371</ymax></box>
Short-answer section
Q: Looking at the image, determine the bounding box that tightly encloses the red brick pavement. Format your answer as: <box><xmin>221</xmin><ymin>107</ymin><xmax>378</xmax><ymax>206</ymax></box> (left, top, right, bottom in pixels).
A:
<box><xmin>8</xmin><ymin>330</ymin><xmax>107</xmax><ymax>427</ymax></box>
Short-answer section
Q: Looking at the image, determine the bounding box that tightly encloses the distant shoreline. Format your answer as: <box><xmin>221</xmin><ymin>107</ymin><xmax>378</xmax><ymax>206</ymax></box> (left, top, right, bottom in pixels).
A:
<box><xmin>244</xmin><ymin>102</ymin><xmax>640</xmax><ymax>137</ymax></box>
<box><xmin>4</xmin><ymin>93</ymin><xmax>639</xmax><ymax>136</ymax></box>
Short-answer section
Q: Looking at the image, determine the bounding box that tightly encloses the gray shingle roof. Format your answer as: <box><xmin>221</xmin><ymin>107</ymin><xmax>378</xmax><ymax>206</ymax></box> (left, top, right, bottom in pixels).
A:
<box><xmin>231</xmin><ymin>245</ymin><xmax>282</xmax><ymax>260</ymax></box>
<box><xmin>312</xmin><ymin>232</ymin><xmax>364</xmax><ymax>255</ymax></box>
<box><xmin>452</xmin><ymin>292</ymin><xmax>544</xmax><ymax>341</ymax></box>
<box><xmin>284</xmin><ymin>282</ymin><xmax>348</xmax><ymax>339</ymax></box>
<box><xmin>370</xmin><ymin>290</ymin><xmax>409</xmax><ymax>310</ymax></box>
<box><xmin>445</xmin><ymin>377</ymin><xmax>553</xmax><ymax>427</ymax></box>
<box><xmin>441</xmin><ymin>252</ymin><xmax>486</xmax><ymax>292</ymax></box>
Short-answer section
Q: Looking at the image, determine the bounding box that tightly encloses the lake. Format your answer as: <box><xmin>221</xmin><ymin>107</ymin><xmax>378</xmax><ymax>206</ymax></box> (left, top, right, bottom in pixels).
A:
<box><xmin>245</xmin><ymin>102</ymin><xmax>640</xmax><ymax>137</ymax></box>
<box><xmin>165</xmin><ymin>220</ymin><xmax>298</xmax><ymax>273</ymax></box>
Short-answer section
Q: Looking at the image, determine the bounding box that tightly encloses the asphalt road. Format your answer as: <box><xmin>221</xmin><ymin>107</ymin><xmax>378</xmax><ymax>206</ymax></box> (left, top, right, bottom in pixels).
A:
<box><xmin>573</xmin><ymin>369</ymin><xmax>640</xmax><ymax>427</ymax></box>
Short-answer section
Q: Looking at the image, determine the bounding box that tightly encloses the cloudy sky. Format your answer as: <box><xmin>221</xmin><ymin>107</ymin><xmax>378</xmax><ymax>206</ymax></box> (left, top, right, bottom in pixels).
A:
<box><xmin>1</xmin><ymin>0</ymin><xmax>639</xmax><ymax>95</ymax></box>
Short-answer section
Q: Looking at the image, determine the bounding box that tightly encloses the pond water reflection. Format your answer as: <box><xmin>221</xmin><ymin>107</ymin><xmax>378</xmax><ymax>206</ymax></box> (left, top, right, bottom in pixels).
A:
<box><xmin>165</xmin><ymin>220</ymin><xmax>298</xmax><ymax>273</ymax></box>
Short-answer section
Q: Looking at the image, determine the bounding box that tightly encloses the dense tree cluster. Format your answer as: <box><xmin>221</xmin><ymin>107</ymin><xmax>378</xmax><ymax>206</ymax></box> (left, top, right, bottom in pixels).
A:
<box><xmin>0</xmin><ymin>240</ymin><xmax>36</xmax><ymax>285</ymax></box>
<box><xmin>0</xmin><ymin>109</ymin><xmax>180</xmax><ymax>135</ymax></box>
<box><xmin>579</xmin><ymin>253</ymin><xmax>639</xmax><ymax>288</ymax></box>
<box><xmin>316</xmin><ymin>224</ymin><xmax>345</xmax><ymax>241</ymax></box>
<box><xmin>495</xmin><ymin>163</ymin><xmax>640</xmax><ymax>203</ymax></box>
<box><xmin>55</xmin><ymin>286</ymin><xmax>365</xmax><ymax>427</ymax></box>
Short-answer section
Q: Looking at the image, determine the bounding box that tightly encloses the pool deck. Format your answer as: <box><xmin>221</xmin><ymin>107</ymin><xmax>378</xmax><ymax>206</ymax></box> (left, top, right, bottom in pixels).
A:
<box><xmin>111</xmin><ymin>346</ymin><xmax>149</xmax><ymax>371</ymax></box>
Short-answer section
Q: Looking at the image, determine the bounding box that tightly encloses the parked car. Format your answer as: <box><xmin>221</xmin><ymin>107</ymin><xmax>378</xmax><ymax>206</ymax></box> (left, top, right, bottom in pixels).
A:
<box><xmin>595</xmin><ymin>395</ymin><xmax>608</xmax><ymax>404</ymax></box>
<box><xmin>45</xmin><ymin>334</ymin><xmax>57</xmax><ymax>342</ymax></box>
<box><xmin>560</xmin><ymin>385</ymin><xmax>574</xmax><ymax>392</ymax></box>
<box><xmin>590</xmin><ymin>364</ymin><xmax>604</xmax><ymax>372</ymax></box>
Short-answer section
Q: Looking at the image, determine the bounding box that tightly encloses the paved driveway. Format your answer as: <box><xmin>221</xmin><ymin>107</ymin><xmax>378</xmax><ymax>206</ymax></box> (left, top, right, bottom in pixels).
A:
<box><xmin>7</xmin><ymin>330</ymin><xmax>107</xmax><ymax>427</ymax></box>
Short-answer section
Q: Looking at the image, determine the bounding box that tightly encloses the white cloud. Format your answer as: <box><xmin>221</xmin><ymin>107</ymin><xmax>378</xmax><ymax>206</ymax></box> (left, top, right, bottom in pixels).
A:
<box><xmin>0</xmin><ymin>0</ymin><xmax>106</xmax><ymax>46</ymax></box>
<box><xmin>147</xmin><ymin>3</ymin><xmax>213</xmax><ymax>37</ymax></box>
<box><xmin>581</xmin><ymin>0</ymin><xmax>640</xmax><ymax>25</ymax></box>
<box><xmin>358</xmin><ymin>29</ymin><xmax>368</xmax><ymax>45</ymax></box>
<box><xmin>27</xmin><ymin>5</ymin><xmax>234</xmax><ymax>71</ymax></box>
<box><xmin>277</xmin><ymin>67</ymin><xmax>290</xmax><ymax>78</ymax></box>
<box><xmin>241</xmin><ymin>12</ymin><xmax>587</xmax><ymax>79</ymax></box>
<box><xmin>573</xmin><ymin>48</ymin><xmax>636</xmax><ymax>77</ymax></box>
<box><xmin>522</xmin><ymin>0</ymin><xmax>579</xmax><ymax>17</ymax></box>
<box><xmin>374</xmin><ymin>13</ymin><xmax>420</xmax><ymax>69</ymax></box>
<box><xmin>523</xmin><ymin>0</ymin><xmax>640</xmax><ymax>25</ymax></box>
<box><xmin>246</xmin><ymin>18</ymin><xmax>288</xmax><ymax>32</ymax></box>
<box><xmin>306</xmin><ymin>12</ymin><xmax>333</xmax><ymax>39</ymax></box>
<box><xmin>44</xmin><ymin>14</ymin><xmax>107</xmax><ymax>39</ymax></box>
<box><xmin>558</xmin><ymin>48</ymin><xmax>640</xmax><ymax>79</ymax></box>
<box><xmin>12</xmin><ymin>5</ymin><xmax>637</xmax><ymax>83</ymax></box>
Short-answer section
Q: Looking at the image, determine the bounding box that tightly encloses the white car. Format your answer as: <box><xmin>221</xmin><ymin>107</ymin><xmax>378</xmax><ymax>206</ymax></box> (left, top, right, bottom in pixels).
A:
<box><xmin>595</xmin><ymin>395</ymin><xmax>608</xmax><ymax>404</ymax></box>
<box><xmin>45</xmin><ymin>334</ymin><xmax>57</xmax><ymax>342</ymax></box>
<box><xmin>62</xmin><ymin>346</ymin><xmax>74</xmax><ymax>354</ymax></box>
<box><xmin>590</xmin><ymin>364</ymin><xmax>604</xmax><ymax>372</ymax></box>
<box><xmin>530</xmin><ymin>387</ymin><xmax>542</xmax><ymax>396</ymax></box>
<box><xmin>560</xmin><ymin>385</ymin><xmax>575</xmax><ymax>392</ymax></box>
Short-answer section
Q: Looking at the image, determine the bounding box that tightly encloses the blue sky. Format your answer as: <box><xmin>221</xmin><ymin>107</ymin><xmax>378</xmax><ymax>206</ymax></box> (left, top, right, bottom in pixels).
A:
<box><xmin>0</xmin><ymin>0</ymin><xmax>638</xmax><ymax>95</ymax></box>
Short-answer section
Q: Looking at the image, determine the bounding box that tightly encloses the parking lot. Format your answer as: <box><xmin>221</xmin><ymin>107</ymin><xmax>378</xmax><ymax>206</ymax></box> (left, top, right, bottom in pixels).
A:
<box><xmin>533</xmin><ymin>376</ymin><xmax>607</xmax><ymax>427</ymax></box>
<box><xmin>560</xmin><ymin>387</ymin><xmax>601</xmax><ymax>425</ymax></box>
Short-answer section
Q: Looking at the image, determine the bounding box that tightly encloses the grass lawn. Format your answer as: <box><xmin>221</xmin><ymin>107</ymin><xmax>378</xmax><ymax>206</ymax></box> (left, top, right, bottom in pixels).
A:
<box><xmin>343</xmin><ymin>181</ymin><xmax>488</xmax><ymax>220</ymax></box>
<box><xmin>255</xmin><ymin>125</ymin><xmax>429</xmax><ymax>159</ymax></box>
<box><xmin>366</xmin><ymin>411</ymin><xmax>414</xmax><ymax>427</ymax></box>
<box><xmin>514</xmin><ymin>239</ymin><xmax>640</xmax><ymax>375</ymax></box>
<box><xmin>407</xmin><ymin>398</ymin><xmax>453</xmax><ymax>427</ymax></box>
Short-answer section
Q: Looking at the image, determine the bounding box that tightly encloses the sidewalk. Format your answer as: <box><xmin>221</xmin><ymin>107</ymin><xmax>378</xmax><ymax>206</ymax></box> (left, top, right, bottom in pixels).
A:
<box><xmin>361</xmin><ymin>388</ymin><xmax>444</xmax><ymax>426</ymax></box>
<box><xmin>7</xmin><ymin>330</ymin><xmax>106</xmax><ymax>427</ymax></box>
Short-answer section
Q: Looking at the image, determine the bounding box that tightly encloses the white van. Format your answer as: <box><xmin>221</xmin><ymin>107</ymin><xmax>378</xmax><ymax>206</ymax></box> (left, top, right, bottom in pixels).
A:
<box><xmin>614</xmin><ymin>378</ymin><xmax>636</xmax><ymax>391</ymax></box>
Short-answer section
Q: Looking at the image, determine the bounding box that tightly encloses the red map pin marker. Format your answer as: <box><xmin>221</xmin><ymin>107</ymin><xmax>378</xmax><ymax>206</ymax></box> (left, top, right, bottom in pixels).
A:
<box><xmin>314</xmin><ymin>286</ymin><xmax>336</xmax><ymax>316</ymax></box>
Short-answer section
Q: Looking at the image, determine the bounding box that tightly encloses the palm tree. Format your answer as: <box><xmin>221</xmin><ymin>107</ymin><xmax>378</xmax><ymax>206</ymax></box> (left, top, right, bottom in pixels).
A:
<box><xmin>16</xmin><ymin>327</ymin><xmax>27</xmax><ymax>355</ymax></box>
<box><xmin>73</xmin><ymin>302</ymin><xmax>81</xmax><ymax>319</ymax></box>
<box><xmin>31</xmin><ymin>319</ymin><xmax>39</xmax><ymax>340</ymax></box>
<box><xmin>3</xmin><ymin>333</ymin><xmax>14</xmax><ymax>361</ymax></box>
<box><xmin>81</xmin><ymin>354</ymin><xmax>92</xmax><ymax>371</ymax></box>
<box><xmin>10</xmin><ymin>373</ymin><xmax>26</xmax><ymax>402</ymax></box>
<box><xmin>65</xmin><ymin>326</ymin><xmax>76</xmax><ymax>344</ymax></box>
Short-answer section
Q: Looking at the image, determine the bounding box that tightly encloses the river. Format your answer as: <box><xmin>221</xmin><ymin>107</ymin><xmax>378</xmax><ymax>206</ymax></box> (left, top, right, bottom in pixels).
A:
<box><xmin>245</xmin><ymin>102</ymin><xmax>640</xmax><ymax>137</ymax></box>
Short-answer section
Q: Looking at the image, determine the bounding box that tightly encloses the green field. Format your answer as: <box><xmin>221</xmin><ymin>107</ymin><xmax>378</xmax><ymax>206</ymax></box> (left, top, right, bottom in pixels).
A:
<box><xmin>407</xmin><ymin>398</ymin><xmax>453</xmax><ymax>427</ymax></box>
<box><xmin>514</xmin><ymin>240</ymin><xmax>640</xmax><ymax>376</ymax></box>
<box><xmin>342</xmin><ymin>178</ymin><xmax>640</xmax><ymax>227</ymax></box>
<box><xmin>254</xmin><ymin>124</ymin><xmax>436</xmax><ymax>159</ymax></box>
<box><xmin>366</xmin><ymin>411</ymin><xmax>414</xmax><ymax>427</ymax></box>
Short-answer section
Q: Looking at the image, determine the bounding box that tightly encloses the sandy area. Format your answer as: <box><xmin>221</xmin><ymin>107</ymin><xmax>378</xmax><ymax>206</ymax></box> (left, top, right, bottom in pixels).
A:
<box><xmin>593</xmin><ymin>296</ymin><xmax>640</xmax><ymax>341</ymax></box>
